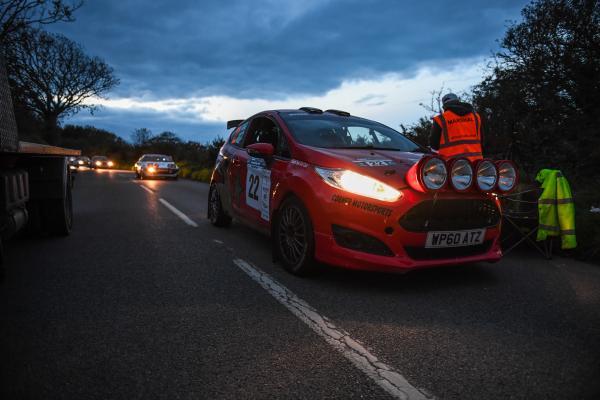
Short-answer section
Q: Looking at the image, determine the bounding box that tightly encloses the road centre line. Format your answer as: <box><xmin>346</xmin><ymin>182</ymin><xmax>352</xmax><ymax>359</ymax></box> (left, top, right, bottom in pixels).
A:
<box><xmin>136</xmin><ymin>183</ymin><xmax>198</xmax><ymax>227</ymax></box>
<box><xmin>232</xmin><ymin>258</ymin><xmax>433</xmax><ymax>400</ymax></box>
<box><xmin>138</xmin><ymin>184</ymin><xmax>154</xmax><ymax>194</ymax></box>
<box><xmin>158</xmin><ymin>198</ymin><xmax>199</xmax><ymax>227</ymax></box>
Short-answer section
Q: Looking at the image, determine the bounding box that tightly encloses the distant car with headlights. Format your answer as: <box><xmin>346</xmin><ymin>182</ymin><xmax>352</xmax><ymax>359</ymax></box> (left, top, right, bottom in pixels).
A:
<box><xmin>76</xmin><ymin>156</ymin><xmax>91</xmax><ymax>168</ymax></box>
<box><xmin>208</xmin><ymin>107</ymin><xmax>518</xmax><ymax>275</ymax></box>
<box><xmin>134</xmin><ymin>154</ymin><xmax>179</xmax><ymax>180</ymax></box>
<box><xmin>91</xmin><ymin>156</ymin><xmax>114</xmax><ymax>169</ymax></box>
<box><xmin>67</xmin><ymin>156</ymin><xmax>78</xmax><ymax>171</ymax></box>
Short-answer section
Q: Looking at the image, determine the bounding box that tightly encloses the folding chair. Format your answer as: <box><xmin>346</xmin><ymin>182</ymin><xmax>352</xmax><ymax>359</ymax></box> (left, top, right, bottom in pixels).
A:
<box><xmin>500</xmin><ymin>186</ymin><xmax>553</xmax><ymax>259</ymax></box>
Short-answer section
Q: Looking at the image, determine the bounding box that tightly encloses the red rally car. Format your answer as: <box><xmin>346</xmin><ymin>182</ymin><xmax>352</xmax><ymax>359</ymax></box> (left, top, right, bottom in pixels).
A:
<box><xmin>208</xmin><ymin>107</ymin><xmax>518</xmax><ymax>275</ymax></box>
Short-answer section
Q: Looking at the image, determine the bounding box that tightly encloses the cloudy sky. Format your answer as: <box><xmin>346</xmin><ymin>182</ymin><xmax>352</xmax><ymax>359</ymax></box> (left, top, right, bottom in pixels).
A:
<box><xmin>49</xmin><ymin>0</ymin><xmax>529</xmax><ymax>143</ymax></box>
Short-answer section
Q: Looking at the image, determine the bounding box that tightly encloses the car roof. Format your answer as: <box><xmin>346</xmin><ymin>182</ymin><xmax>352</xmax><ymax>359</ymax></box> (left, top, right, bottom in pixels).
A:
<box><xmin>141</xmin><ymin>154</ymin><xmax>170</xmax><ymax>157</ymax></box>
<box><xmin>241</xmin><ymin>108</ymin><xmax>373</xmax><ymax>124</ymax></box>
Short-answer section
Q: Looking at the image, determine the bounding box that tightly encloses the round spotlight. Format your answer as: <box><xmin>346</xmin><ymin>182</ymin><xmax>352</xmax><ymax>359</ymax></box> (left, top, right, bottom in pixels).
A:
<box><xmin>496</xmin><ymin>160</ymin><xmax>518</xmax><ymax>192</ymax></box>
<box><xmin>475</xmin><ymin>159</ymin><xmax>498</xmax><ymax>192</ymax></box>
<box><xmin>449</xmin><ymin>158</ymin><xmax>473</xmax><ymax>191</ymax></box>
<box><xmin>421</xmin><ymin>157</ymin><xmax>447</xmax><ymax>191</ymax></box>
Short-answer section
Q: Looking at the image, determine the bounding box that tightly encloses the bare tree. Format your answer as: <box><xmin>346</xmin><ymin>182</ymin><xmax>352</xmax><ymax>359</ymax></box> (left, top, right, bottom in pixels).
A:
<box><xmin>5</xmin><ymin>28</ymin><xmax>118</xmax><ymax>142</ymax></box>
<box><xmin>418</xmin><ymin>84</ymin><xmax>446</xmax><ymax>116</ymax></box>
<box><xmin>131</xmin><ymin>128</ymin><xmax>153</xmax><ymax>146</ymax></box>
<box><xmin>0</xmin><ymin>0</ymin><xmax>82</xmax><ymax>43</ymax></box>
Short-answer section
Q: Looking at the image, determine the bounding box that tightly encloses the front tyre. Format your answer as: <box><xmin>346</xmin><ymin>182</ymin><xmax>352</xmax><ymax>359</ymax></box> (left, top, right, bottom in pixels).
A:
<box><xmin>274</xmin><ymin>197</ymin><xmax>315</xmax><ymax>276</ymax></box>
<box><xmin>208</xmin><ymin>184</ymin><xmax>231</xmax><ymax>227</ymax></box>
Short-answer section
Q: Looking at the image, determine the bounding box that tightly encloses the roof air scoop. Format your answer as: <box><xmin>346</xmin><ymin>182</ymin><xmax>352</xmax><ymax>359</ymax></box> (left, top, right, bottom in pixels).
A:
<box><xmin>299</xmin><ymin>107</ymin><xmax>323</xmax><ymax>114</ymax></box>
<box><xmin>325</xmin><ymin>109</ymin><xmax>350</xmax><ymax>117</ymax></box>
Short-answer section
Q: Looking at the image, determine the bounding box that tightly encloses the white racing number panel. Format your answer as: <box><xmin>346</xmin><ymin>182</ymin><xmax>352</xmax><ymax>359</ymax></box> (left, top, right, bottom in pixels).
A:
<box><xmin>246</xmin><ymin>157</ymin><xmax>271</xmax><ymax>221</ymax></box>
<box><xmin>425</xmin><ymin>228</ymin><xmax>486</xmax><ymax>248</ymax></box>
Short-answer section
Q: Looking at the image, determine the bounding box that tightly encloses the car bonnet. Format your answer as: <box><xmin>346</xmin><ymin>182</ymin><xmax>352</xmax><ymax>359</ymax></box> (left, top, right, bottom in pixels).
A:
<box><xmin>299</xmin><ymin>147</ymin><xmax>424</xmax><ymax>189</ymax></box>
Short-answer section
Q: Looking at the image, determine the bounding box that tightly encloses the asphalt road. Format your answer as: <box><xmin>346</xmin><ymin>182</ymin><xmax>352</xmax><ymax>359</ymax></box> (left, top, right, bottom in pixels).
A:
<box><xmin>1</xmin><ymin>169</ymin><xmax>599</xmax><ymax>399</ymax></box>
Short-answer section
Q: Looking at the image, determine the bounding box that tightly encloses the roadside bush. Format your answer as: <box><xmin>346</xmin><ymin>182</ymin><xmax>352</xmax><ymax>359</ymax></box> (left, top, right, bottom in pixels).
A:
<box><xmin>190</xmin><ymin>168</ymin><xmax>212</xmax><ymax>183</ymax></box>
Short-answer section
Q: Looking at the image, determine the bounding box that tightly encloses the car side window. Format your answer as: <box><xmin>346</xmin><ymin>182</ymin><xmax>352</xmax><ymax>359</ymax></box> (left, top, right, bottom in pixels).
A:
<box><xmin>244</xmin><ymin>117</ymin><xmax>278</xmax><ymax>149</ymax></box>
<box><xmin>230</xmin><ymin>121</ymin><xmax>249</xmax><ymax>147</ymax></box>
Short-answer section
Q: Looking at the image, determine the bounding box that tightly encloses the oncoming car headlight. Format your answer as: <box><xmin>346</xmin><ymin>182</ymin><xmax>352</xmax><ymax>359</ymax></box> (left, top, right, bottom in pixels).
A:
<box><xmin>314</xmin><ymin>167</ymin><xmax>401</xmax><ymax>202</ymax></box>
<box><xmin>475</xmin><ymin>159</ymin><xmax>498</xmax><ymax>192</ymax></box>
<box><xmin>147</xmin><ymin>166</ymin><xmax>156</xmax><ymax>174</ymax></box>
<box><xmin>496</xmin><ymin>160</ymin><xmax>518</xmax><ymax>192</ymax></box>
<box><xmin>449</xmin><ymin>158</ymin><xmax>473</xmax><ymax>191</ymax></box>
<box><xmin>95</xmin><ymin>161</ymin><xmax>102</xmax><ymax>166</ymax></box>
<box><xmin>107</xmin><ymin>161</ymin><xmax>114</xmax><ymax>167</ymax></box>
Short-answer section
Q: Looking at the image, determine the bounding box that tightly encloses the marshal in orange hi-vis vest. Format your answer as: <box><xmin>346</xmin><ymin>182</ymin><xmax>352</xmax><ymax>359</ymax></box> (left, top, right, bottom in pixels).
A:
<box><xmin>433</xmin><ymin>110</ymin><xmax>483</xmax><ymax>161</ymax></box>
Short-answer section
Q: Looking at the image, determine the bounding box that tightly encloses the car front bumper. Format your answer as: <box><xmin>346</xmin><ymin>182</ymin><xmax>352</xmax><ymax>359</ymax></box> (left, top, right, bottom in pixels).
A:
<box><xmin>303</xmin><ymin>178</ymin><xmax>503</xmax><ymax>273</ymax></box>
<box><xmin>142</xmin><ymin>169</ymin><xmax>179</xmax><ymax>178</ymax></box>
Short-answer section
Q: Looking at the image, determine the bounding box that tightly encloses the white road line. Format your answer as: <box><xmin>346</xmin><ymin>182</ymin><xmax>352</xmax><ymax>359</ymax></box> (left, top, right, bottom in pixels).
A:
<box><xmin>213</xmin><ymin>239</ymin><xmax>224</xmax><ymax>244</ymax></box>
<box><xmin>138</xmin><ymin>184</ymin><xmax>154</xmax><ymax>194</ymax></box>
<box><xmin>232</xmin><ymin>258</ymin><xmax>434</xmax><ymax>400</ymax></box>
<box><xmin>158</xmin><ymin>198</ymin><xmax>199</xmax><ymax>228</ymax></box>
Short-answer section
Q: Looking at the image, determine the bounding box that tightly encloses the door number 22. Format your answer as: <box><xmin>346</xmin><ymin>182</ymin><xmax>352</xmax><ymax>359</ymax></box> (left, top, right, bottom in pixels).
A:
<box><xmin>248</xmin><ymin>174</ymin><xmax>260</xmax><ymax>200</ymax></box>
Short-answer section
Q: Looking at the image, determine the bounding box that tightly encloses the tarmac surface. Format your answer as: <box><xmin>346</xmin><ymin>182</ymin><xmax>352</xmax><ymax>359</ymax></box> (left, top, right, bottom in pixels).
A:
<box><xmin>1</xmin><ymin>169</ymin><xmax>599</xmax><ymax>399</ymax></box>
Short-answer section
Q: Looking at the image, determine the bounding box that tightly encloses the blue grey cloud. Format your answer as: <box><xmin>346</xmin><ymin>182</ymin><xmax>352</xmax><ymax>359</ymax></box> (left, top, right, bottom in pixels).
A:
<box><xmin>67</xmin><ymin>107</ymin><xmax>225</xmax><ymax>143</ymax></box>
<box><xmin>49</xmin><ymin>0</ymin><xmax>528</xmax><ymax>99</ymax></box>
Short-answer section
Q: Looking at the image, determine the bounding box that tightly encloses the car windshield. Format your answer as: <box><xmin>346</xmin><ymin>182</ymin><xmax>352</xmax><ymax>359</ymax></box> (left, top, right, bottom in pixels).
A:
<box><xmin>93</xmin><ymin>156</ymin><xmax>108</xmax><ymax>161</ymax></box>
<box><xmin>281</xmin><ymin>113</ymin><xmax>423</xmax><ymax>152</ymax></box>
<box><xmin>141</xmin><ymin>155</ymin><xmax>173</xmax><ymax>162</ymax></box>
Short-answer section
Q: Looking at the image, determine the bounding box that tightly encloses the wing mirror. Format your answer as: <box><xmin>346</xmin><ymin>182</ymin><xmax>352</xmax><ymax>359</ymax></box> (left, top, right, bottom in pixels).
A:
<box><xmin>246</xmin><ymin>143</ymin><xmax>274</xmax><ymax>159</ymax></box>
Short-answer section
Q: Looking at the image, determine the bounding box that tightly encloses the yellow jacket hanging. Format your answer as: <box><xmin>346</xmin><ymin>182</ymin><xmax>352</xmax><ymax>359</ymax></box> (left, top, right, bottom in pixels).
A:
<box><xmin>536</xmin><ymin>169</ymin><xmax>577</xmax><ymax>249</ymax></box>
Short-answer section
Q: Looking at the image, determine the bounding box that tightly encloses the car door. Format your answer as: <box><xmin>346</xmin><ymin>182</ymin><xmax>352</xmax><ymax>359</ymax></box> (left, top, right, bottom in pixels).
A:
<box><xmin>231</xmin><ymin>115</ymin><xmax>284</xmax><ymax>230</ymax></box>
<box><xmin>223</xmin><ymin>121</ymin><xmax>249</xmax><ymax>217</ymax></box>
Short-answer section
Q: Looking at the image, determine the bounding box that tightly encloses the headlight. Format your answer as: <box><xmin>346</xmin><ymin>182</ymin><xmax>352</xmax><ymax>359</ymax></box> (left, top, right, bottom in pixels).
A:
<box><xmin>314</xmin><ymin>167</ymin><xmax>401</xmax><ymax>202</ymax></box>
<box><xmin>78</xmin><ymin>160</ymin><xmax>84</xmax><ymax>165</ymax></box>
<box><xmin>475</xmin><ymin>160</ymin><xmax>498</xmax><ymax>191</ymax></box>
<box><xmin>496</xmin><ymin>160</ymin><xmax>517</xmax><ymax>192</ymax></box>
<box><xmin>147</xmin><ymin>166</ymin><xmax>156</xmax><ymax>174</ymax></box>
<box><xmin>95</xmin><ymin>161</ymin><xmax>101</xmax><ymax>166</ymax></box>
<box><xmin>421</xmin><ymin>157</ymin><xmax>447</xmax><ymax>191</ymax></box>
<box><xmin>107</xmin><ymin>161</ymin><xmax>114</xmax><ymax>167</ymax></box>
<box><xmin>449</xmin><ymin>158</ymin><xmax>473</xmax><ymax>191</ymax></box>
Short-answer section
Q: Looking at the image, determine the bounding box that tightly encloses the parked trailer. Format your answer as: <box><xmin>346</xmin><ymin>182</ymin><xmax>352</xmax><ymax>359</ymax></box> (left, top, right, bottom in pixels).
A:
<box><xmin>0</xmin><ymin>55</ymin><xmax>79</xmax><ymax>270</ymax></box>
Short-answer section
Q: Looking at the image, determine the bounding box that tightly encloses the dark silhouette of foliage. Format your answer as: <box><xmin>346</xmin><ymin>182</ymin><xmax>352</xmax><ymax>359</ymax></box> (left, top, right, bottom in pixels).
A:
<box><xmin>56</xmin><ymin>124</ymin><xmax>225</xmax><ymax>171</ymax></box>
<box><xmin>400</xmin><ymin>117</ymin><xmax>432</xmax><ymax>148</ymax></box>
<box><xmin>5</xmin><ymin>28</ymin><xmax>119</xmax><ymax>143</ymax></box>
<box><xmin>472</xmin><ymin>0</ymin><xmax>600</xmax><ymax>183</ymax></box>
<box><xmin>0</xmin><ymin>0</ymin><xmax>82</xmax><ymax>43</ymax></box>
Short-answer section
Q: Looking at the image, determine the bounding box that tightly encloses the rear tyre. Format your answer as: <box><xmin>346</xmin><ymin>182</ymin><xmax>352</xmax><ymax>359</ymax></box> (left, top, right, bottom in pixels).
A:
<box><xmin>42</xmin><ymin>161</ymin><xmax>73</xmax><ymax>236</ymax></box>
<box><xmin>274</xmin><ymin>197</ymin><xmax>316</xmax><ymax>276</ymax></box>
<box><xmin>208</xmin><ymin>184</ymin><xmax>231</xmax><ymax>227</ymax></box>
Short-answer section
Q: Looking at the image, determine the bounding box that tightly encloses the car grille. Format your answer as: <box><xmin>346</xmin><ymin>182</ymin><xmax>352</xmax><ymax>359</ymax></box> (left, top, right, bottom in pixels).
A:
<box><xmin>399</xmin><ymin>199</ymin><xmax>500</xmax><ymax>232</ymax></box>
<box><xmin>404</xmin><ymin>241</ymin><xmax>492</xmax><ymax>260</ymax></box>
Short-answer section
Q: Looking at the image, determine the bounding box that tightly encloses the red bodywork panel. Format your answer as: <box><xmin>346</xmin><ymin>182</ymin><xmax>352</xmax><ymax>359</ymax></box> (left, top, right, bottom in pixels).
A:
<box><xmin>211</xmin><ymin>110</ymin><xmax>503</xmax><ymax>273</ymax></box>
